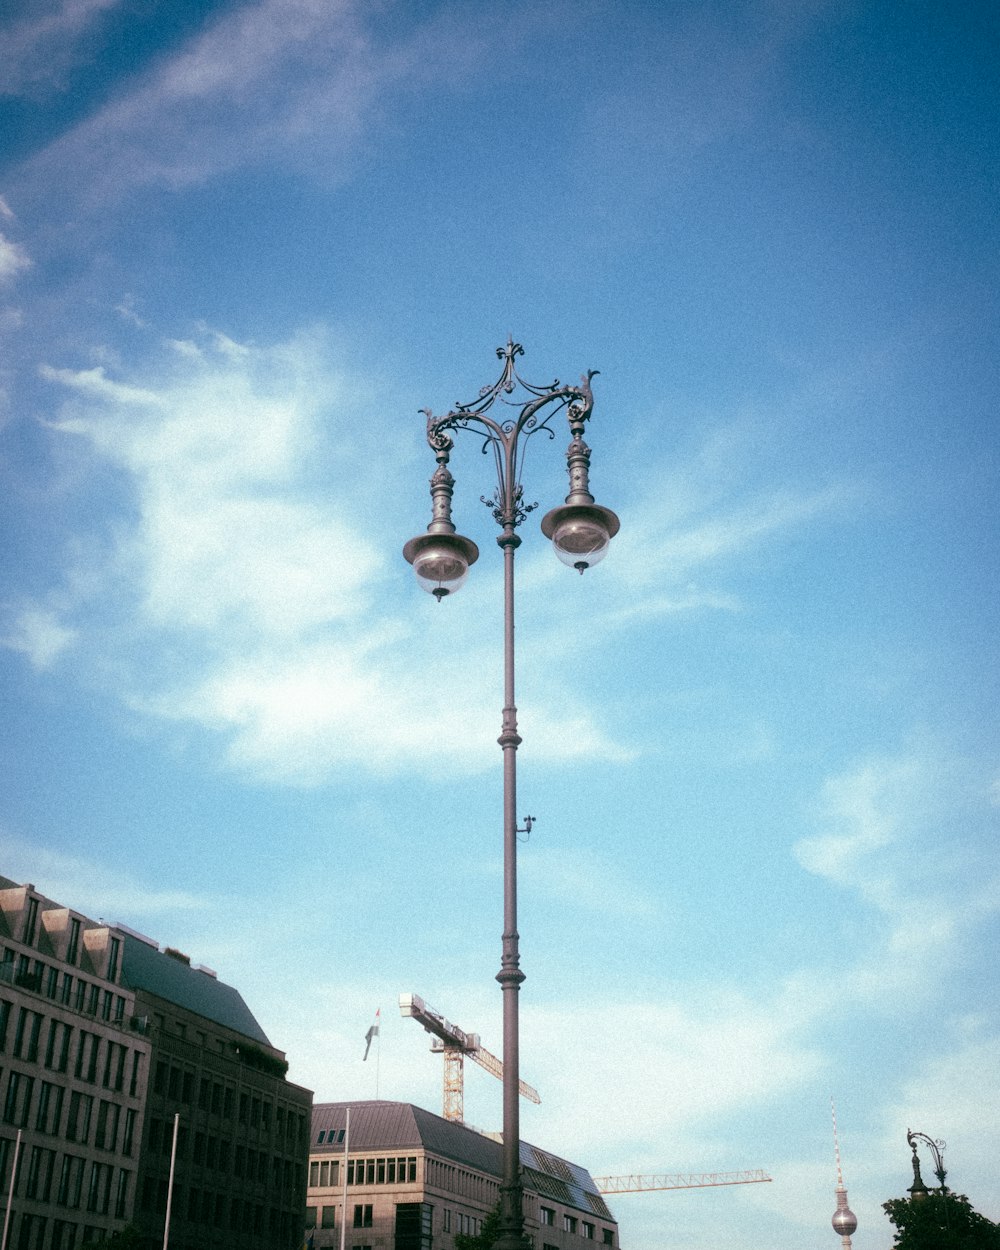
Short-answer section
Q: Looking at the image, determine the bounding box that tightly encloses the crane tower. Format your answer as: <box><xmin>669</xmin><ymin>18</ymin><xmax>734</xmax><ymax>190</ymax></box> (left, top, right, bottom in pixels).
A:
<box><xmin>399</xmin><ymin>991</ymin><xmax>541</xmax><ymax>1123</ymax></box>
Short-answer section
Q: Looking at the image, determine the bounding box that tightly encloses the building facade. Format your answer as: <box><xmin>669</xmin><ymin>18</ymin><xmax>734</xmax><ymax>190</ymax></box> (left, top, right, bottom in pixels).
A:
<box><xmin>0</xmin><ymin>877</ymin><xmax>152</xmax><ymax>1249</ymax></box>
<box><xmin>0</xmin><ymin>874</ymin><xmax>312</xmax><ymax>1250</ymax></box>
<box><xmin>305</xmin><ymin>1101</ymin><xmax>620</xmax><ymax>1250</ymax></box>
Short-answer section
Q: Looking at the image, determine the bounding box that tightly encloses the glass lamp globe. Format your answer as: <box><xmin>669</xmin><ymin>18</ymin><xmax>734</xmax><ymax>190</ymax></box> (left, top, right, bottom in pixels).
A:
<box><xmin>541</xmin><ymin>503</ymin><xmax>620</xmax><ymax>573</ymax></box>
<box><xmin>403</xmin><ymin>531</ymin><xmax>479</xmax><ymax>600</ymax></box>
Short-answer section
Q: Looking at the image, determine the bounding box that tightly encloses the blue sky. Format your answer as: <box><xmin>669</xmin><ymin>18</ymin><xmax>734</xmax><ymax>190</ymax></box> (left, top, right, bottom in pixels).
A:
<box><xmin>1</xmin><ymin>1</ymin><xmax>998</xmax><ymax>1246</ymax></box>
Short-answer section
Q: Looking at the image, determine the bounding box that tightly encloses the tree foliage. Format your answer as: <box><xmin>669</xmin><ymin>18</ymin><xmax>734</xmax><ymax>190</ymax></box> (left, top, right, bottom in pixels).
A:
<box><xmin>454</xmin><ymin>1202</ymin><xmax>503</xmax><ymax>1250</ymax></box>
<box><xmin>883</xmin><ymin>1192</ymin><xmax>1000</xmax><ymax>1250</ymax></box>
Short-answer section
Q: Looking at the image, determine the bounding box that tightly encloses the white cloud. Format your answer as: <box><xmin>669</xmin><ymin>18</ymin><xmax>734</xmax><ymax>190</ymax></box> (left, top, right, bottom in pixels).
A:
<box><xmin>0</xmin><ymin>836</ymin><xmax>210</xmax><ymax>923</ymax></box>
<box><xmin>22</xmin><ymin>323</ymin><xmax>639</xmax><ymax>782</ymax></box>
<box><xmin>793</xmin><ymin>748</ymin><xmax>1000</xmax><ymax>1005</ymax></box>
<box><xmin>1</xmin><ymin>605</ymin><xmax>76</xmax><ymax>668</ymax></box>
<box><xmin>0</xmin><ymin>232</ymin><xmax>31</xmax><ymax>284</ymax></box>
<box><xmin>522</xmin><ymin>989</ymin><xmax>824</xmax><ymax>1167</ymax></box>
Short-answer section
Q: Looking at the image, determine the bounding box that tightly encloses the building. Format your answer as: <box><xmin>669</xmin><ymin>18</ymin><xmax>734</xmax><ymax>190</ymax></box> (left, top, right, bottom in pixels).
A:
<box><xmin>0</xmin><ymin>874</ymin><xmax>312</xmax><ymax>1250</ymax></box>
<box><xmin>305</xmin><ymin>1101</ymin><xmax>620</xmax><ymax>1250</ymax></box>
<box><xmin>1</xmin><ymin>876</ymin><xmax>151</xmax><ymax>1250</ymax></box>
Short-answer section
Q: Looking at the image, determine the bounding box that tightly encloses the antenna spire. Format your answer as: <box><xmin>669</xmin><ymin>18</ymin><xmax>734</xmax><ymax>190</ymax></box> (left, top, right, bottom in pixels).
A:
<box><xmin>830</xmin><ymin>1099</ymin><xmax>858</xmax><ymax>1248</ymax></box>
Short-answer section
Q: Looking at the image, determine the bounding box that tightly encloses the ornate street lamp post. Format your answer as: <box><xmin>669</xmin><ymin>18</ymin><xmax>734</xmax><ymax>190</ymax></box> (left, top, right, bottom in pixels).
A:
<box><xmin>907</xmin><ymin>1128</ymin><xmax>948</xmax><ymax>1199</ymax></box>
<box><xmin>404</xmin><ymin>340</ymin><xmax>619</xmax><ymax>1250</ymax></box>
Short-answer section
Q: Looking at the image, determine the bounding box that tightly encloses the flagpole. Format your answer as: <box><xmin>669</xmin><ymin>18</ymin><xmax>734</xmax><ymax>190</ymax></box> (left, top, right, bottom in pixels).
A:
<box><xmin>0</xmin><ymin>1130</ymin><xmax>22</xmax><ymax>1250</ymax></box>
<box><xmin>162</xmin><ymin>1112</ymin><xmax>179</xmax><ymax>1250</ymax></box>
<box><xmin>339</xmin><ymin>1107</ymin><xmax>350</xmax><ymax>1250</ymax></box>
<box><xmin>375</xmin><ymin>1009</ymin><xmax>381</xmax><ymax>1099</ymax></box>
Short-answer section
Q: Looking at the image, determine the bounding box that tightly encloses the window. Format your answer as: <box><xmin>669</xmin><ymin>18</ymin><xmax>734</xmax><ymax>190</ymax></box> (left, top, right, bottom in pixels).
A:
<box><xmin>87</xmin><ymin>1161</ymin><xmax>112</xmax><ymax>1214</ymax></box>
<box><xmin>14</xmin><ymin>1008</ymin><xmax>43</xmax><ymax>1061</ymax></box>
<box><xmin>115</xmin><ymin>1170</ymin><xmax>130</xmax><ymax>1219</ymax></box>
<box><xmin>56</xmin><ymin>1154</ymin><xmax>84</xmax><ymax>1208</ymax></box>
<box><xmin>0</xmin><ymin>999</ymin><xmax>10</xmax><ymax>1052</ymax></box>
<box><xmin>67</xmin><ymin>1091</ymin><xmax>94</xmax><ymax>1143</ymax></box>
<box><xmin>35</xmin><ymin>1081</ymin><xmax>64</xmax><ymax>1134</ymax></box>
<box><xmin>540</xmin><ymin>1206</ymin><xmax>555</xmax><ymax>1226</ymax></box>
<box><xmin>76</xmin><ymin>1031</ymin><xmax>99</xmax><ymax>1082</ymax></box>
<box><xmin>305</xmin><ymin>1207</ymin><xmax>317</xmax><ymax>1229</ymax></box>
<box><xmin>95</xmin><ymin>1099</ymin><xmax>120</xmax><ymax>1151</ymax></box>
<box><xmin>123</xmin><ymin>1108</ymin><xmax>136</xmax><ymax>1155</ymax></box>
<box><xmin>129</xmin><ymin>1051</ymin><xmax>143</xmax><ymax>1097</ymax></box>
<box><xmin>67</xmin><ymin>918</ymin><xmax>81</xmax><ymax>964</ymax></box>
<box><xmin>602</xmin><ymin>1232</ymin><xmax>614</xmax><ymax>1246</ymax></box>
<box><xmin>44</xmin><ymin>1020</ymin><xmax>72</xmax><ymax>1072</ymax></box>
<box><xmin>322</xmin><ymin>1206</ymin><xmax>337</xmax><ymax>1229</ymax></box>
<box><xmin>60</xmin><ymin>974</ymin><xmax>73</xmax><ymax>1006</ymax></box>
<box><xmin>103</xmin><ymin>1042</ymin><xmax>126</xmax><ymax>1090</ymax></box>
<box><xmin>353</xmin><ymin>1204</ymin><xmax>373</xmax><ymax>1228</ymax></box>
<box><xmin>3</xmin><ymin>1071</ymin><xmax>33</xmax><ymax>1126</ymax></box>
<box><xmin>564</xmin><ymin>1215</ymin><xmax>578</xmax><ymax>1234</ymax></box>
<box><xmin>583</xmin><ymin>1222</ymin><xmax>595</xmax><ymax>1239</ymax></box>
<box><xmin>24</xmin><ymin>897</ymin><xmax>39</xmax><ymax>945</ymax></box>
<box><xmin>108</xmin><ymin>937</ymin><xmax>121</xmax><ymax>981</ymax></box>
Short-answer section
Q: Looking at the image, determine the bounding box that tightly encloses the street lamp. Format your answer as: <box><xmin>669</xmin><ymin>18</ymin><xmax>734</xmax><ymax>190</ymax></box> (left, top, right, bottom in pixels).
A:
<box><xmin>404</xmin><ymin>339</ymin><xmax>619</xmax><ymax>1250</ymax></box>
<box><xmin>907</xmin><ymin>1128</ymin><xmax>948</xmax><ymax>1200</ymax></box>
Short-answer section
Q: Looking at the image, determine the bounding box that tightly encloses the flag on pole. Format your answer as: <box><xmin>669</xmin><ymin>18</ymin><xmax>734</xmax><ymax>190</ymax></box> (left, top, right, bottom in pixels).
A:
<box><xmin>363</xmin><ymin>1008</ymin><xmax>380</xmax><ymax>1061</ymax></box>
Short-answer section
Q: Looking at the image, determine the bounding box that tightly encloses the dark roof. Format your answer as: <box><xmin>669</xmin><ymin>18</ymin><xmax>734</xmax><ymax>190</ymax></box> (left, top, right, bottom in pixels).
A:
<box><xmin>121</xmin><ymin>934</ymin><xmax>271</xmax><ymax>1046</ymax></box>
<box><xmin>311</xmin><ymin>1101</ymin><xmax>612</xmax><ymax>1219</ymax></box>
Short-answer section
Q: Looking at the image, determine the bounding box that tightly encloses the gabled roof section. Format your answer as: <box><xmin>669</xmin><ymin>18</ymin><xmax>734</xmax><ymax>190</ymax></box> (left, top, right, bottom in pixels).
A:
<box><xmin>121</xmin><ymin>933</ymin><xmax>271</xmax><ymax>1046</ymax></box>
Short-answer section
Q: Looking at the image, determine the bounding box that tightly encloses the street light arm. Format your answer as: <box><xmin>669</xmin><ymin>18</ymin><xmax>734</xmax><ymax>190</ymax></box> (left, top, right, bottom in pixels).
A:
<box><xmin>907</xmin><ymin>1129</ymin><xmax>948</xmax><ymax>1194</ymax></box>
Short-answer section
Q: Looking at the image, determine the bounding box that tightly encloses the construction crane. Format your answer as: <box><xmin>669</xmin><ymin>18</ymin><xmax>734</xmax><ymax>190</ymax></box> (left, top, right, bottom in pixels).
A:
<box><xmin>593</xmin><ymin>1169</ymin><xmax>772</xmax><ymax>1194</ymax></box>
<box><xmin>399</xmin><ymin>991</ymin><xmax>541</xmax><ymax>1124</ymax></box>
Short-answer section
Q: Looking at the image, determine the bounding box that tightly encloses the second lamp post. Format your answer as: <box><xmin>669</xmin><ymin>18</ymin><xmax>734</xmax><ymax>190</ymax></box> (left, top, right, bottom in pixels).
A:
<box><xmin>404</xmin><ymin>339</ymin><xmax>619</xmax><ymax>1250</ymax></box>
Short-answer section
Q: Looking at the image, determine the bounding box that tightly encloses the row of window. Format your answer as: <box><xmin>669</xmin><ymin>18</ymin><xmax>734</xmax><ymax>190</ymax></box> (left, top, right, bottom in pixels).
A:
<box><xmin>309</xmin><ymin>1155</ymin><xmax>419</xmax><ymax>1189</ymax></box>
<box><xmin>539</xmin><ymin>1206</ymin><xmax>612</xmax><ymax>1243</ymax></box>
<box><xmin>145</xmin><ymin>1115</ymin><xmax>302</xmax><ymax>1195</ymax></box>
<box><xmin>152</xmin><ymin>1061</ymin><xmax>303</xmax><ymax>1147</ymax></box>
<box><xmin>0</xmin><ymin>1000</ymin><xmax>143</xmax><ymax>1100</ymax></box>
<box><xmin>1</xmin><ymin>1069</ymin><xmax>139</xmax><ymax>1156</ymax></box>
<box><xmin>0</xmin><ymin>1136</ymin><xmax>130</xmax><ymax>1217</ymax></box>
<box><xmin>304</xmin><ymin>1201</ymin><xmax>389</xmax><ymax>1231</ymax></box>
<box><xmin>139</xmin><ymin>1172</ymin><xmax>300</xmax><ymax>1241</ymax></box>
<box><xmin>1</xmin><ymin>949</ymin><xmax>126</xmax><ymax>1023</ymax></box>
<box><xmin>5</xmin><ymin>1214</ymin><xmax>110</xmax><ymax>1250</ymax></box>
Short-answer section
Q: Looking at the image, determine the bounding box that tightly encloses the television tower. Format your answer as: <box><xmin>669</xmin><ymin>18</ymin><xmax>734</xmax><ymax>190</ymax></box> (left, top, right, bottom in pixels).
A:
<box><xmin>831</xmin><ymin>1100</ymin><xmax>858</xmax><ymax>1248</ymax></box>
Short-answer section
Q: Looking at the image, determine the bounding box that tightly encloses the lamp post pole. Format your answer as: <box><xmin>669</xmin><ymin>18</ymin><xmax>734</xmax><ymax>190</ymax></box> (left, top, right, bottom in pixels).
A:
<box><xmin>906</xmin><ymin>1128</ymin><xmax>948</xmax><ymax>1199</ymax></box>
<box><xmin>405</xmin><ymin>340</ymin><xmax>619</xmax><ymax>1250</ymax></box>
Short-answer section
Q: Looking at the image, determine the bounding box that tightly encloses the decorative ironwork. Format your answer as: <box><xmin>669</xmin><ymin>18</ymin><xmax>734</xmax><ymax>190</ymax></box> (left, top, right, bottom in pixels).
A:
<box><xmin>420</xmin><ymin>337</ymin><xmax>598</xmax><ymax>534</ymax></box>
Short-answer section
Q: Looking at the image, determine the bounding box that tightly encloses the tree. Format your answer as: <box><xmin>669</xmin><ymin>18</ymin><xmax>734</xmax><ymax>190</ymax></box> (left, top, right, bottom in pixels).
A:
<box><xmin>883</xmin><ymin>1192</ymin><xmax>1000</xmax><ymax>1250</ymax></box>
<box><xmin>454</xmin><ymin>1203</ymin><xmax>502</xmax><ymax>1250</ymax></box>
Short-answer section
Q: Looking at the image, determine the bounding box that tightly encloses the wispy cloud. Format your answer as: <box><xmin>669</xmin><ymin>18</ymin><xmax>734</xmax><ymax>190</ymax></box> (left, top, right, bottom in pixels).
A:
<box><xmin>0</xmin><ymin>232</ymin><xmax>31</xmax><ymax>284</ymax></box>
<box><xmin>1</xmin><ymin>604</ymin><xmax>76</xmax><ymax>669</ymax></box>
<box><xmin>0</xmin><ymin>834</ymin><xmax>211</xmax><ymax>922</ymax></box>
<box><xmin>9</xmin><ymin>0</ymin><xmax>470</xmax><ymax>208</ymax></box>
<box><xmin>10</xmin><ymin>325</ymin><xmax>856</xmax><ymax>784</ymax></box>
<box><xmin>0</xmin><ymin>0</ymin><xmax>122</xmax><ymax>96</ymax></box>
<box><xmin>794</xmin><ymin>747</ymin><xmax>1000</xmax><ymax>1001</ymax></box>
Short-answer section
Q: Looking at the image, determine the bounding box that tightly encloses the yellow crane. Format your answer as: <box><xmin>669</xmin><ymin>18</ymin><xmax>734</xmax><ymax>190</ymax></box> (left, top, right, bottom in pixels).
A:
<box><xmin>399</xmin><ymin>991</ymin><xmax>541</xmax><ymax>1124</ymax></box>
<box><xmin>593</xmin><ymin>1169</ymin><xmax>772</xmax><ymax>1193</ymax></box>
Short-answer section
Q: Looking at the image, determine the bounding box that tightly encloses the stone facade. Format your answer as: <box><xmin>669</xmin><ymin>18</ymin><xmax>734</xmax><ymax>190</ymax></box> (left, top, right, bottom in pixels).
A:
<box><xmin>305</xmin><ymin>1101</ymin><xmax>619</xmax><ymax>1250</ymax></box>
<box><xmin>0</xmin><ymin>874</ymin><xmax>312</xmax><ymax>1250</ymax></box>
